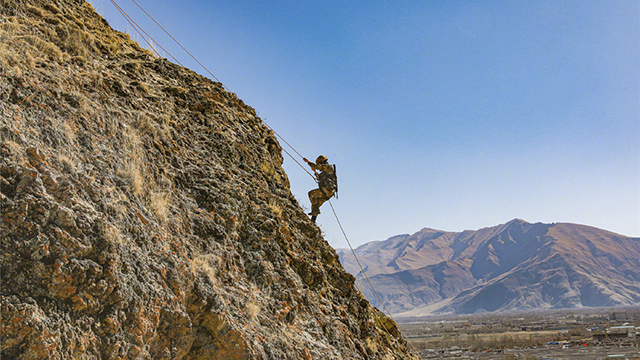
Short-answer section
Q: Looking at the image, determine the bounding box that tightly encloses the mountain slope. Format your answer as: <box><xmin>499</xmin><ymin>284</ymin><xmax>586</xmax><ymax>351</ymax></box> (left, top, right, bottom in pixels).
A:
<box><xmin>0</xmin><ymin>1</ymin><xmax>416</xmax><ymax>359</ymax></box>
<box><xmin>337</xmin><ymin>220</ymin><xmax>640</xmax><ymax>316</ymax></box>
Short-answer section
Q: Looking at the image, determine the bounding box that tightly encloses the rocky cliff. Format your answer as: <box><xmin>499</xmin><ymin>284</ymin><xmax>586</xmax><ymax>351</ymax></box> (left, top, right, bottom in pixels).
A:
<box><xmin>0</xmin><ymin>1</ymin><xmax>416</xmax><ymax>358</ymax></box>
<box><xmin>338</xmin><ymin>220</ymin><xmax>640</xmax><ymax>316</ymax></box>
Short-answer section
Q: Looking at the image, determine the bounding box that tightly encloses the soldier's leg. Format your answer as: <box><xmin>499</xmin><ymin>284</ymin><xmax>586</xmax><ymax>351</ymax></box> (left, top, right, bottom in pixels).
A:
<box><xmin>310</xmin><ymin>188</ymin><xmax>334</xmax><ymax>215</ymax></box>
<box><xmin>308</xmin><ymin>188</ymin><xmax>323</xmax><ymax>216</ymax></box>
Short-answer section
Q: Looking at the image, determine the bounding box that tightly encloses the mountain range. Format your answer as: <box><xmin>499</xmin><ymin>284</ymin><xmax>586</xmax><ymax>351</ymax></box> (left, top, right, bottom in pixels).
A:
<box><xmin>337</xmin><ymin>219</ymin><xmax>640</xmax><ymax>317</ymax></box>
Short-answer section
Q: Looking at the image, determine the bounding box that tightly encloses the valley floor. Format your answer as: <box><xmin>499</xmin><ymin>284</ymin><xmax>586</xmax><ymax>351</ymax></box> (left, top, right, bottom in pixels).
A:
<box><xmin>417</xmin><ymin>345</ymin><xmax>640</xmax><ymax>359</ymax></box>
<box><xmin>398</xmin><ymin>307</ymin><xmax>640</xmax><ymax>360</ymax></box>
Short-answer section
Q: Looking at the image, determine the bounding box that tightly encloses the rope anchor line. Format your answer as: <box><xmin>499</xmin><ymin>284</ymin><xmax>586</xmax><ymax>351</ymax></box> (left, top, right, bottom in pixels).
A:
<box><xmin>109</xmin><ymin>1</ymin><xmax>420</xmax><ymax>357</ymax></box>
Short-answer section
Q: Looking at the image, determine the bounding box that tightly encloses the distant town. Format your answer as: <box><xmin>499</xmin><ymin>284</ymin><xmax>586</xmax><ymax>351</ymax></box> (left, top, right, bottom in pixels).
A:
<box><xmin>399</xmin><ymin>307</ymin><xmax>640</xmax><ymax>359</ymax></box>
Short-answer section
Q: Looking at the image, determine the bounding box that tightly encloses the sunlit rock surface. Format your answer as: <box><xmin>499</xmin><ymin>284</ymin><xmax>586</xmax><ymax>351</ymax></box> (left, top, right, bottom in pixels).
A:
<box><xmin>0</xmin><ymin>1</ymin><xmax>416</xmax><ymax>358</ymax></box>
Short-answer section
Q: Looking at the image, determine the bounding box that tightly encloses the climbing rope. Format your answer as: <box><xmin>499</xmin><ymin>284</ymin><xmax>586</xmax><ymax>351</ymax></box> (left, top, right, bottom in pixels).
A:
<box><xmin>329</xmin><ymin>200</ymin><xmax>421</xmax><ymax>357</ymax></box>
<box><xmin>129</xmin><ymin>0</ymin><xmax>229</xmax><ymax>91</ymax></box>
<box><xmin>112</xmin><ymin>0</ymin><xmax>315</xmax><ymax>180</ymax></box>
<box><xmin>109</xmin><ymin>1</ymin><xmax>420</xmax><ymax>357</ymax></box>
<box><xmin>280</xmin><ymin>144</ymin><xmax>316</xmax><ymax>180</ymax></box>
<box><xmin>109</xmin><ymin>0</ymin><xmax>183</xmax><ymax>65</ymax></box>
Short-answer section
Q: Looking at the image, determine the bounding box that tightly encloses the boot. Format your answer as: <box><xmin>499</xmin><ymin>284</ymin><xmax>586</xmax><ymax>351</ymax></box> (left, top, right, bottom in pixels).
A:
<box><xmin>308</xmin><ymin>204</ymin><xmax>320</xmax><ymax>217</ymax></box>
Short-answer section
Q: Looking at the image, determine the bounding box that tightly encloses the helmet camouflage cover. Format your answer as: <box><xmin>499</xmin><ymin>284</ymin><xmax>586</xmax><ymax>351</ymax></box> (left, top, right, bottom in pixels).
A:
<box><xmin>316</xmin><ymin>155</ymin><xmax>328</xmax><ymax>164</ymax></box>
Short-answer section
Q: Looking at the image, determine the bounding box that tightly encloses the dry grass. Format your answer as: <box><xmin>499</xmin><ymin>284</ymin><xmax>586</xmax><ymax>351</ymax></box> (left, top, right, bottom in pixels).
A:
<box><xmin>0</xmin><ymin>16</ymin><xmax>68</xmax><ymax>71</ymax></box>
<box><xmin>18</xmin><ymin>35</ymin><xmax>67</xmax><ymax>63</ymax></box>
<box><xmin>134</xmin><ymin>113</ymin><xmax>172</xmax><ymax>142</ymax></box>
<box><xmin>95</xmin><ymin>33</ymin><xmax>124</xmax><ymax>57</ymax></box>
<box><xmin>0</xmin><ymin>18</ymin><xmax>39</xmax><ymax>71</ymax></box>
<box><xmin>118</xmin><ymin>128</ymin><xmax>147</xmax><ymax>196</ymax></box>
<box><xmin>150</xmin><ymin>191</ymin><xmax>170</xmax><ymax>223</ymax></box>
<box><xmin>131</xmin><ymin>80</ymin><xmax>149</xmax><ymax>95</ymax></box>
<box><xmin>65</xmin><ymin>92</ymin><xmax>89</xmax><ymax>114</ymax></box>
<box><xmin>123</xmin><ymin>125</ymin><xmax>143</xmax><ymax>150</ymax></box>
<box><xmin>281</xmin><ymin>324</ymin><xmax>296</xmax><ymax>342</ymax></box>
<box><xmin>163</xmin><ymin>86</ymin><xmax>186</xmax><ymax>96</ymax></box>
<box><xmin>123</xmin><ymin>60</ymin><xmax>142</xmax><ymax>74</ymax></box>
<box><xmin>364</xmin><ymin>337</ymin><xmax>379</xmax><ymax>355</ymax></box>
<box><xmin>260</xmin><ymin>161</ymin><xmax>275</xmax><ymax>177</ymax></box>
<box><xmin>191</xmin><ymin>254</ymin><xmax>222</xmax><ymax>283</ymax></box>
<box><xmin>44</xmin><ymin>3</ymin><xmax>61</xmax><ymax>14</ymax></box>
<box><xmin>0</xmin><ymin>140</ymin><xmax>27</xmax><ymax>164</ymax></box>
<box><xmin>277</xmin><ymin>323</ymin><xmax>314</xmax><ymax>354</ymax></box>
<box><xmin>267</xmin><ymin>198</ymin><xmax>282</xmax><ymax>217</ymax></box>
<box><xmin>135</xmin><ymin>113</ymin><xmax>154</xmax><ymax>134</ymax></box>
<box><xmin>244</xmin><ymin>300</ymin><xmax>261</xmax><ymax>322</ymax></box>
<box><xmin>57</xmin><ymin>153</ymin><xmax>76</xmax><ymax>173</ymax></box>
<box><xmin>0</xmin><ymin>1</ymin><xmax>136</xmax><ymax>73</ymax></box>
<box><xmin>102</xmin><ymin>222</ymin><xmax>124</xmax><ymax>246</ymax></box>
<box><xmin>103</xmin><ymin>185</ymin><xmax>129</xmax><ymax>222</ymax></box>
<box><xmin>121</xmin><ymin>159</ymin><xmax>144</xmax><ymax>196</ymax></box>
<box><xmin>58</xmin><ymin>118</ymin><xmax>77</xmax><ymax>144</ymax></box>
<box><xmin>82</xmin><ymin>71</ymin><xmax>108</xmax><ymax>94</ymax></box>
<box><xmin>0</xmin><ymin>44</ymin><xmax>25</xmax><ymax>74</ymax></box>
<box><xmin>0</xmin><ymin>18</ymin><xmax>22</xmax><ymax>36</ymax></box>
<box><xmin>26</xmin><ymin>5</ymin><xmax>44</xmax><ymax>17</ymax></box>
<box><xmin>60</xmin><ymin>27</ymin><xmax>97</xmax><ymax>57</ymax></box>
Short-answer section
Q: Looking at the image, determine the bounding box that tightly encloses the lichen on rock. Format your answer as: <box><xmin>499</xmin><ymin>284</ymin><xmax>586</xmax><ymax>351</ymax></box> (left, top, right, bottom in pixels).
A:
<box><xmin>0</xmin><ymin>1</ymin><xmax>416</xmax><ymax>359</ymax></box>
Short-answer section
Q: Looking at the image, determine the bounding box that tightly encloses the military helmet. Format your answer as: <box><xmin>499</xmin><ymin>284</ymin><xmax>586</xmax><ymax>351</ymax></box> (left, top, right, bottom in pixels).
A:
<box><xmin>316</xmin><ymin>155</ymin><xmax>328</xmax><ymax>164</ymax></box>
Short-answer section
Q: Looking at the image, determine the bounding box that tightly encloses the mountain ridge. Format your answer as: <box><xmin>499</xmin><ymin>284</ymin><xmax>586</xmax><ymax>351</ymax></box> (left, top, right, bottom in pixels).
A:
<box><xmin>337</xmin><ymin>220</ymin><xmax>640</xmax><ymax>316</ymax></box>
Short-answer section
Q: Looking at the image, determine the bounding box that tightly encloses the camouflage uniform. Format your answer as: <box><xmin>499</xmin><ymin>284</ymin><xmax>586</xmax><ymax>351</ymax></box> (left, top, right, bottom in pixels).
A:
<box><xmin>305</xmin><ymin>156</ymin><xmax>336</xmax><ymax>222</ymax></box>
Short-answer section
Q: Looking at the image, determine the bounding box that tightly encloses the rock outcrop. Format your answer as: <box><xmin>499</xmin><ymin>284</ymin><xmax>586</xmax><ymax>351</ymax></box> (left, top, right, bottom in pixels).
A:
<box><xmin>0</xmin><ymin>1</ymin><xmax>416</xmax><ymax>358</ymax></box>
<box><xmin>338</xmin><ymin>219</ymin><xmax>640</xmax><ymax>316</ymax></box>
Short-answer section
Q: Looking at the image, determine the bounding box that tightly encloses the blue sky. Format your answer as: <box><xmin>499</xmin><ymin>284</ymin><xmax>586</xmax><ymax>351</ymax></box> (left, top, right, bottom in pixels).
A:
<box><xmin>89</xmin><ymin>0</ymin><xmax>639</xmax><ymax>247</ymax></box>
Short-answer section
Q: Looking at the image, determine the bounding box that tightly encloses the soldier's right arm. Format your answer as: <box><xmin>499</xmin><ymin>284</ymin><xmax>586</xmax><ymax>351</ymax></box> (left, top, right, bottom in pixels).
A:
<box><xmin>315</xmin><ymin>163</ymin><xmax>333</xmax><ymax>173</ymax></box>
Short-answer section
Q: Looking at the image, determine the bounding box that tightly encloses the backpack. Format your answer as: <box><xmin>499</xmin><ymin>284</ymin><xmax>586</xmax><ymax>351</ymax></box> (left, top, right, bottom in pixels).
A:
<box><xmin>319</xmin><ymin>164</ymin><xmax>338</xmax><ymax>199</ymax></box>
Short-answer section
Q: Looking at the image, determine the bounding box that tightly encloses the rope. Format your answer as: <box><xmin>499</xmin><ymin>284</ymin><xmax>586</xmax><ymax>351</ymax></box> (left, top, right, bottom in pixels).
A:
<box><xmin>110</xmin><ymin>0</ymin><xmax>314</xmax><ymax>180</ymax></box>
<box><xmin>128</xmin><ymin>0</ymin><xmax>313</xmax><ymax>177</ymax></box>
<box><xmin>280</xmin><ymin>145</ymin><xmax>316</xmax><ymax>180</ymax></box>
<box><xmin>110</xmin><ymin>0</ymin><xmax>183</xmax><ymax>66</ymax></box>
<box><xmin>129</xmin><ymin>0</ymin><xmax>229</xmax><ymax>91</ymax></box>
<box><xmin>110</xmin><ymin>0</ymin><xmax>158</xmax><ymax>57</ymax></box>
<box><xmin>328</xmin><ymin>201</ymin><xmax>421</xmax><ymax>358</ymax></box>
<box><xmin>109</xmin><ymin>2</ymin><xmax>419</xmax><ymax>357</ymax></box>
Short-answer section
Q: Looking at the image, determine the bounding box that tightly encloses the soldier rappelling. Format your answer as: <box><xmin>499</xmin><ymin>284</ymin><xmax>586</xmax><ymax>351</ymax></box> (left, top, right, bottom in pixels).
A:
<box><xmin>303</xmin><ymin>155</ymin><xmax>337</xmax><ymax>223</ymax></box>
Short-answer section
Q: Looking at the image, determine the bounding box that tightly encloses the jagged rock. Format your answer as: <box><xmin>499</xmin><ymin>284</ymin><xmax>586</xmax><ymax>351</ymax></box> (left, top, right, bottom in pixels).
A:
<box><xmin>0</xmin><ymin>1</ymin><xmax>416</xmax><ymax>359</ymax></box>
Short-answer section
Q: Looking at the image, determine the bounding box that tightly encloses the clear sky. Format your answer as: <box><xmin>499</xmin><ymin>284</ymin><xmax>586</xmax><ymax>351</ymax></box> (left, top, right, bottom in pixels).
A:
<box><xmin>89</xmin><ymin>0</ymin><xmax>639</xmax><ymax>248</ymax></box>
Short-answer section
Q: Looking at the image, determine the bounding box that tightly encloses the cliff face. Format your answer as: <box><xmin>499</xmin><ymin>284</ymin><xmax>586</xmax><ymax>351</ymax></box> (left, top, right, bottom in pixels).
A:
<box><xmin>0</xmin><ymin>1</ymin><xmax>415</xmax><ymax>359</ymax></box>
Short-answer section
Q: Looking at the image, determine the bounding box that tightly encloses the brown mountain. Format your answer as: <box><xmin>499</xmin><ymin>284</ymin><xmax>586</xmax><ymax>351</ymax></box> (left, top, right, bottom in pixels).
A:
<box><xmin>0</xmin><ymin>1</ymin><xmax>416</xmax><ymax>359</ymax></box>
<box><xmin>337</xmin><ymin>220</ymin><xmax>640</xmax><ymax>316</ymax></box>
